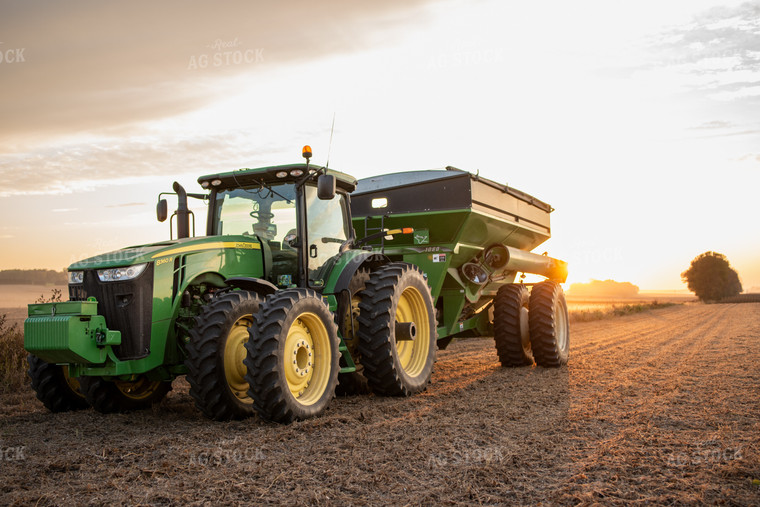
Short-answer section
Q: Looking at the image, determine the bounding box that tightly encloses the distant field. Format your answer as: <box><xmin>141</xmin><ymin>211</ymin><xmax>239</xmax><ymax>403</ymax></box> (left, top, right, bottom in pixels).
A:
<box><xmin>0</xmin><ymin>285</ymin><xmax>67</xmax><ymax>328</ymax></box>
<box><xmin>0</xmin><ymin>284</ymin><xmax>67</xmax><ymax>308</ymax></box>
<box><xmin>566</xmin><ymin>293</ymin><xmax>697</xmax><ymax>312</ymax></box>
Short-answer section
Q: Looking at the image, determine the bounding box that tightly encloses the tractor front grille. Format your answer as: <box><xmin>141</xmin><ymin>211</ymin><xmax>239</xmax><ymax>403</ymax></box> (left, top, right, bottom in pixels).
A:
<box><xmin>68</xmin><ymin>264</ymin><xmax>154</xmax><ymax>360</ymax></box>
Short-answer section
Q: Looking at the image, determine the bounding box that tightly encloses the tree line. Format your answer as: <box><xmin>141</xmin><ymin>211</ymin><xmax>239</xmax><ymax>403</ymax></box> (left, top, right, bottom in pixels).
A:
<box><xmin>0</xmin><ymin>269</ymin><xmax>67</xmax><ymax>285</ymax></box>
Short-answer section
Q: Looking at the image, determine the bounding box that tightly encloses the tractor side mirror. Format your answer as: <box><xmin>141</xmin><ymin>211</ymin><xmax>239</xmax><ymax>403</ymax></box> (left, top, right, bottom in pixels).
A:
<box><xmin>156</xmin><ymin>199</ymin><xmax>168</xmax><ymax>222</ymax></box>
<box><xmin>317</xmin><ymin>174</ymin><xmax>336</xmax><ymax>200</ymax></box>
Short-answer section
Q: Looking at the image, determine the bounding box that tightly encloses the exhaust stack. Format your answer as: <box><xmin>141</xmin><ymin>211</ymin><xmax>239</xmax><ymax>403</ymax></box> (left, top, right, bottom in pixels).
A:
<box><xmin>173</xmin><ymin>181</ymin><xmax>190</xmax><ymax>239</ymax></box>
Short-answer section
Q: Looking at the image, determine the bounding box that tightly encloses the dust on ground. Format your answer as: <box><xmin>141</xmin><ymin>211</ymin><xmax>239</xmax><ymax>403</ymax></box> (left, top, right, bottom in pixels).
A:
<box><xmin>1</xmin><ymin>304</ymin><xmax>758</xmax><ymax>505</ymax></box>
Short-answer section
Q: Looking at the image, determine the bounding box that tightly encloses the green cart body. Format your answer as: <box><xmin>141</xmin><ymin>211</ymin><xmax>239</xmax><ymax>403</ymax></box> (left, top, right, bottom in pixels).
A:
<box><xmin>350</xmin><ymin>167</ymin><xmax>567</xmax><ymax>347</ymax></box>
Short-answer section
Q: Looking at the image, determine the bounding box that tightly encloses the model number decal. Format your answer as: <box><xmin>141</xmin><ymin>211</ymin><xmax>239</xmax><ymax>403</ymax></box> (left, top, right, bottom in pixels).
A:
<box><xmin>156</xmin><ymin>256</ymin><xmax>174</xmax><ymax>266</ymax></box>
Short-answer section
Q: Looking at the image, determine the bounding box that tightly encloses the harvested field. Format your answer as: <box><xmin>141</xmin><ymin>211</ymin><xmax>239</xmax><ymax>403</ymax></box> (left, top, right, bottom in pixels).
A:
<box><xmin>1</xmin><ymin>303</ymin><xmax>759</xmax><ymax>505</ymax></box>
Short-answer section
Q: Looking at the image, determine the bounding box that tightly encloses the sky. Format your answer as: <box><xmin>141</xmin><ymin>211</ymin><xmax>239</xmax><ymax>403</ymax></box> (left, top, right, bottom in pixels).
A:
<box><xmin>1</xmin><ymin>0</ymin><xmax>758</xmax><ymax>291</ymax></box>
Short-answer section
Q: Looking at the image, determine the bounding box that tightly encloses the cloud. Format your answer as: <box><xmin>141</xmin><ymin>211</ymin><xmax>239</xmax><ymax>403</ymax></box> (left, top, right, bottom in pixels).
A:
<box><xmin>0</xmin><ymin>0</ymin><xmax>437</xmax><ymax>150</ymax></box>
<box><xmin>650</xmin><ymin>1</ymin><xmax>760</xmax><ymax>98</ymax></box>
<box><xmin>0</xmin><ymin>129</ymin><xmax>317</xmax><ymax>195</ymax></box>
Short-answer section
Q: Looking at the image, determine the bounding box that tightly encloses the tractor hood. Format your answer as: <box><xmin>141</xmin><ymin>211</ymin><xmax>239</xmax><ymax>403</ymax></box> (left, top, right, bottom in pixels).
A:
<box><xmin>68</xmin><ymin>236</ymin><xmax>261</xmax><ymax>270</ymax></box>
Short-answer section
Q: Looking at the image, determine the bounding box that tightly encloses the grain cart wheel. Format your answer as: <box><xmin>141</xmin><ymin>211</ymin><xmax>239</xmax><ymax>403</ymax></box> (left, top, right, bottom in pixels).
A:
<box><xmin>185</xmin><ymin>290</ymin><xmax>261</xmax><ymax>420</ymax></box>
<box><xmin>528</xmin><ymin>281</ymin><xmax>569</xmax><ymax>367</ymax></box>
<box><xmin>79</xmin><ymin>376</ymin><xmax>171</xmax><ymax>413</ymax></box>
<box><xmin>27</xmin><ymin>354</ymin><xmax>90</xmax><ymax>412</ymax></box>
<box><xmin>244</xmin><ymin>289</ymin><xmax>340</xmax><ymax>423</ymax></box>
<box><xmin>335</xmin><ymin>268</ymin><xmax>371</xmax><ymax>396</ymax></box>
<box><xmin>357</xmin><ymin>263</ymin><xmax>437</xmax><ymax>396</ymax></box>
<box><xmin>493</xmin><ymin>284</ymin><xmax>534</xmax><ymax>367</ymax></box>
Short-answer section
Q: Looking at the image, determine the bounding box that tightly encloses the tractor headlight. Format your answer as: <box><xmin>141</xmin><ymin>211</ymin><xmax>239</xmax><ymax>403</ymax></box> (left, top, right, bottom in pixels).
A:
<box><xmin>68</xmin><ymin>271</ymin><xmax>84</xmax><ymax>284</ymax></box>
<box><xmin>97</xmin><ymin>263</ymin><xmax>147</xmax><ymax>282</ymax></box>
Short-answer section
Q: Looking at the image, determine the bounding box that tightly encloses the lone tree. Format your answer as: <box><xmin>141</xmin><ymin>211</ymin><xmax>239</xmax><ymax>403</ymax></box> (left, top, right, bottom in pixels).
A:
<box><xmin>681</xmin><ymin>252</ymin><xmax>742</xmax><ymax>302</ymax></box>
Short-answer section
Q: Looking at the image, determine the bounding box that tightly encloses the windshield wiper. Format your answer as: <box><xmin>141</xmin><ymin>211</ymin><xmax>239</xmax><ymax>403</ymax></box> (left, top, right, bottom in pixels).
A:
<box><xmin>230</xmin><ymin>170</ymin><xmax>293</xmax><ymax>204</ymax></box>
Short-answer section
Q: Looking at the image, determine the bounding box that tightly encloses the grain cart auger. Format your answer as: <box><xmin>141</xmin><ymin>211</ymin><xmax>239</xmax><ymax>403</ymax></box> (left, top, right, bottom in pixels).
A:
<box><xmin>349</xmin><ymin>167</ymin><xmax>569</xmax><ymax>378</ymax></box>
<box><xmin>23</xmin><ymin>146</ymin><xmax>438</xmax><ymax>423</ymax></box>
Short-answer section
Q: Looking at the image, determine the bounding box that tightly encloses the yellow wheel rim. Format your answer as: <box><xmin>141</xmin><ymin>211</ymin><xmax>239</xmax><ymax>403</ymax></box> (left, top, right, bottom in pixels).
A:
<box><xmin>62</xmin><ymin>365</ymin><xmax>86</xmax><ymax>399</ymax></box>
<box><xmin>113</xmin><ymin>377</ymin><xmax>162</xmax><ymax>401</ymax></box>
<box><xmin>283</xmin><ymin>312</ymin><xmax>331</xmax><ymax>406</ymax></box>
<box><xmin>223</xmin><ymin>314</ymin><xmax>254</xmax><ymax>404</ymax></box>
<box><xmin>395</xmin><ymin>286</ymin><xmax>430</xmax><ymax>377</ymax></box>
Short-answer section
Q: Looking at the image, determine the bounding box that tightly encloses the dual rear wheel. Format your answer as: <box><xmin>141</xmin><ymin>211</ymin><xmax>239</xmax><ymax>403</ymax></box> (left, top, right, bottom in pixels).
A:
<box><xmin>357</xmin><ymin>263</ymin><xmax>437</xmax><ymax>396</ymax></box>
<box><xmin>493</xmin><ymin>281</ymin><xmax>569</xmax><ymax>368</ymax></box>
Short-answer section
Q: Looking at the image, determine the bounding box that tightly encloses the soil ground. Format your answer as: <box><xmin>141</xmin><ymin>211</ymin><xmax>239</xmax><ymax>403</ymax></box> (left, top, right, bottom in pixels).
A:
<box><xmin>1</xmin><ymin>303</ymin><xmax>758</xmax><ymax>505</ymax></box>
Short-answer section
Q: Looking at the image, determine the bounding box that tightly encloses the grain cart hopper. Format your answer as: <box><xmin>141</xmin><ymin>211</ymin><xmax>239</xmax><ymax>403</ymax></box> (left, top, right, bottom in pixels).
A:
<box><xmin>349</xmin><ymin>167</ymin><xmax>569</xmax><ymax>378</ymax></box>
<box><xmin>23</xmin><ymin>147</ymin><xmax>439</xmax><ymax>423</ymax></box>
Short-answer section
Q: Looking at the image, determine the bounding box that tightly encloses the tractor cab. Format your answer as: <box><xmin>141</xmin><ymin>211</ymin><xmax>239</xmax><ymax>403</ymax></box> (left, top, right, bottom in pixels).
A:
<box><xmin>197</xmin><ymin>150</ymin><xmax>358</xmax><ymax>290</ymax></box>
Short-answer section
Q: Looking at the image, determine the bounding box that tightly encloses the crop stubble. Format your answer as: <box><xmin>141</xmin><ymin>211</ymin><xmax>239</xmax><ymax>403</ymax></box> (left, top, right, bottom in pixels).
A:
<box><xmin>0</xmin><ymin>304</ymin><xmax>758</xmax><ymax>505</ymax></box>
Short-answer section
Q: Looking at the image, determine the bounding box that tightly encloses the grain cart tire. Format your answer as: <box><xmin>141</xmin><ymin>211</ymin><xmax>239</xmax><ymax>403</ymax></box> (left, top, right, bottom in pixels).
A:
<box><xmin>335</xmin><ymin>268</ymin><xmax>371</xmax><ymax>396</ymax></box>
<box><xmin>244</xmin><ymin>289</ymin><xmax>340</xmax><ymax>423</ymax></box>
<box><xmin>493</xmin><ymin>284</ymin><xmax>534</xmax><ymax>366</ymax></box>
<box><xmin>27</xmin><ymin>354</ymin><xmax>90</xmax><ymax>412</ymax></box>
<box><xmin>528</xmin><ymin>281</ymin><xmax>569</xmax><ymax>367</ymax></box>
<box><xmin>185</xmin><ymin>290</ymin><xmax>261</xmax><ymax>420</ymax></box>
<box><xmin>79</xmin><ymin>376</ymin><xmax>171</xmax><ymax>413</ymax></box>
<box><xmin>357</xmin><ymin>263</ymin><xmax>437</xmax><ymax>396</ymax></box>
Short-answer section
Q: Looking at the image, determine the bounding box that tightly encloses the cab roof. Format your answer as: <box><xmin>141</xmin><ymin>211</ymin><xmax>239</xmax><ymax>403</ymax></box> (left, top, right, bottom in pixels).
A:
<box><xmin>198</xmin><ymin>164</ymin><xmax>357</xmax><ymax>193</ymax></box>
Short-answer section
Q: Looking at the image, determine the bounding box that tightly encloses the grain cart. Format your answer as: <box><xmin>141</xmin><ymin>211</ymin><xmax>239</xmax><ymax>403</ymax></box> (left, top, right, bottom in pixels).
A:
<box><xmin>347</xmin><ymin>167</ymin><xmax>569</xmax><ymax>389</ymax></box>
<box><xmin>24</xmin><ymin>147</ymin><xmax>438</xmax><ymax>423</ymax></box>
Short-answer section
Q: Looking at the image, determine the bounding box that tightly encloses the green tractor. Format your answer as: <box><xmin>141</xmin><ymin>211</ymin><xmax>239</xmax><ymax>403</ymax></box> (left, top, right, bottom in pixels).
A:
<box><xmin>24</xmin><ymin>147</ymin><xmax>568</xmax><ymax>423</ymax></box>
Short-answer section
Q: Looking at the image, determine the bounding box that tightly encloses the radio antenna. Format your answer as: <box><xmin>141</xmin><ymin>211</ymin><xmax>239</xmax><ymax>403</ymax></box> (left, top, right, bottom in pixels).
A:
<box><xmin>325</xmin><ymin>112</ymin><xmax>336</xmax><ymax>170</ymax></box>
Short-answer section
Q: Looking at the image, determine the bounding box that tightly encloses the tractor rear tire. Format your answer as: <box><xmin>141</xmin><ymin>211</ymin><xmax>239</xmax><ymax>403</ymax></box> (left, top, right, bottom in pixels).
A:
<box><xmin>79</xmin><ymin>376</ymin><xmax>171</xmax><ymax>413</ymax></box>
<box><xmin>493</xmin><ymin>284</ymin><xmax>534</xmax><ymax>366</ymax></box>
<box><xmin>244</xmin><ymin>289</ymin><xmax>340</xmax><ymax>423</ymax></box>
<box><xmin>185</xmin><ymin>290</ymin><xmax>261</xmax><ymax>420</ymax></box>
<box><xmin>528</xmin><ymin>281</ymin><xmax>570</xmax><ymax>367</ymax></box>
<box><xmin>357</xmin><ymin>263</ymin><xmax>437</xmax><ymax>396</ymax></box>
<box><xmin>27</xmin><ymin>354</ymin><xmax>90</xmax><ymax>412</ymax></box>
<box><xmin>336</xmin><ymin>268</ymin><xmax>371</xmax><ymax>396</ymax></box>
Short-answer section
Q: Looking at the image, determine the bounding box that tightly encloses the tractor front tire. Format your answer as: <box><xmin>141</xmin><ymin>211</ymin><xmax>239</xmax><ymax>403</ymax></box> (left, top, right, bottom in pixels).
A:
<box><xmin>28</xmin><ymin>354</ymin><xmax>90</xmax><ymax>412</ymax></box>
<box><xmin>185</xmin><ymin>290</ymin><xmax>261</xmax><ymax>420</ymax></box>
<box><xmin>245</xmin><ymin>289</ymin><xmax>340</xmax><ymax>423</ymax></box>
<box><xmin>493</xmin><ymin>284</ymin><xmax>534</xmax><ymax>367</ymax></box>
<box><xmin>357</xmin><ymin>263</ymin><xmax>437</xmax><ymax>396</ymax></box>
<box><xmin>528</xmin><ymin>281</ymin><xmax>570</xmax><ymax>367</ymax></box>
<box><xmin>79</xmin><ymin>376</ymin><xmax>171</xmax><ymax>413</ymax></box>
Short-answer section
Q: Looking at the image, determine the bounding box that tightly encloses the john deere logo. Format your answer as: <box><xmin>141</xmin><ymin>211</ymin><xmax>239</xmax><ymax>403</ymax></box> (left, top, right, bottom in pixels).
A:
<box><xmin>414</xmin><ymin>229</ymin><xmax>429</xmax><ymax>245</ymax></box>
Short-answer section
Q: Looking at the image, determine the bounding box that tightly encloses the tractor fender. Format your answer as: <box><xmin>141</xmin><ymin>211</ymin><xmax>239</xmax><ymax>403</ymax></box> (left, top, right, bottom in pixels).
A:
<box><xmin>225</xmin><ymin>277</ymin><xmax>278</xmax><ymax>297</ymax></box>
<box><xmin>331</xmin><ymin>252</ymin><xmax>390</xmax><ymax>295</ymax></box>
